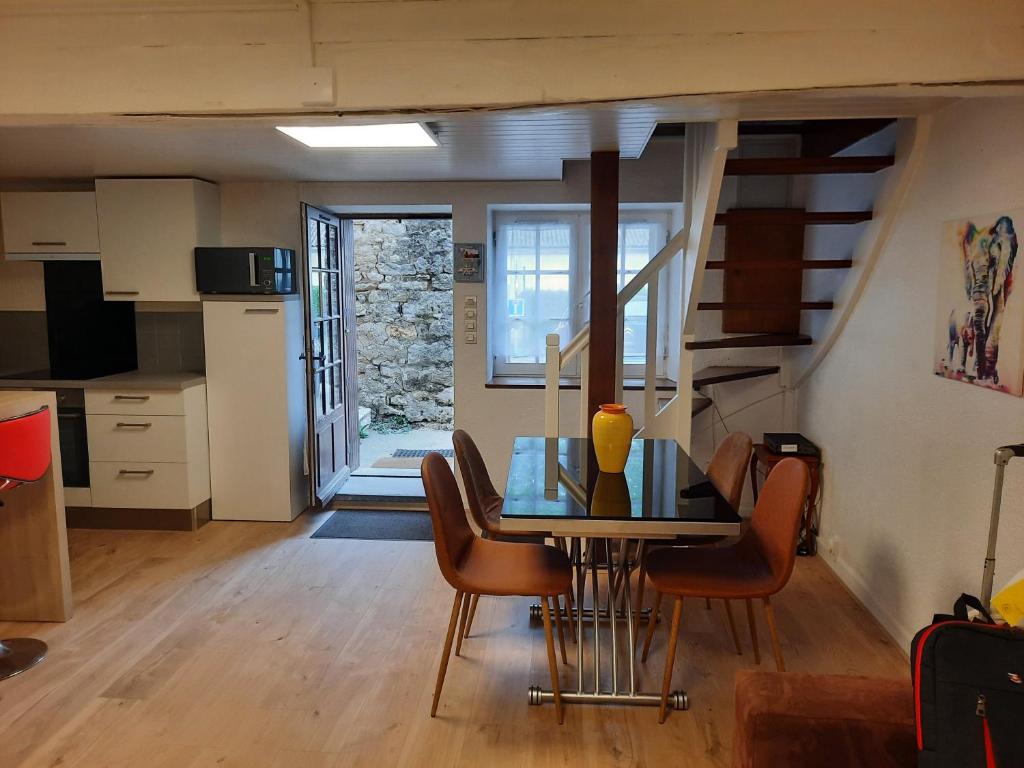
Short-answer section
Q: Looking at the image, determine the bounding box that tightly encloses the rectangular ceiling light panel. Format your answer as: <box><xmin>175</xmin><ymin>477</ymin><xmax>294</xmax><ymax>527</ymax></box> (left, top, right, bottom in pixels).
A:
<box><xmin>276</xmin><ymin>123</ymin><xmax>438</xmax><ymax>148</ymax></box>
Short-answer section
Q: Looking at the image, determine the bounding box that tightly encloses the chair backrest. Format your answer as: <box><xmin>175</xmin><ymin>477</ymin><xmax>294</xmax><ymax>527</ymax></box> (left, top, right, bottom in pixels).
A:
<box><xmin>451</xmin><ymin>429</ymin><xmax>500</xmax><ymax>533</ymax></box>
<box><xmin>748</xmin><ymin>458</ymin><xmax>810</xmax><ymax>593</ymax></box>
<box><xmin>422</xmin><ymin>451</ymin><xmax>477</xmax><ymax>589</ymax></box>
<box><xmin>706</xmin><ymin>431</ymin><xmax>753</xmax><ymax>511</ymax></box>
<box><xmin>0</xmin><ymin>405</ymin><xmax>51</xmax><ymax>492</ymax></box>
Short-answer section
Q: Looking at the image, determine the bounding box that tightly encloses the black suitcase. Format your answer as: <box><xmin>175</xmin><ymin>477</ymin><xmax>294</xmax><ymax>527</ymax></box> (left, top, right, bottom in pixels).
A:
<box><xmin>911</xmin><ymin>595</ymin><xmax>1024</xmax><ymax>767</ymax></box>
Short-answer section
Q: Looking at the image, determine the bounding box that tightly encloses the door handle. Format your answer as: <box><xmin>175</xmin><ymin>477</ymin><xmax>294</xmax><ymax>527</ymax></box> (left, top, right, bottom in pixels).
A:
<box><xmin>299</xmin><ymin>353</ymin><xmax>324</xmax><ymax>361</ymax></box>
<box><xmin>118</xmin><ymin>469</ymin><xmax>155</xmax><ymax>476</ymax></box>
<box><xmin>115</xmin><ymin>422</ymin><xmax>152</xmax><ymax>428</ymax></box>
<box><xmin>32</xmin><ymin>241</ymin><xmax>67</xmax><ymax>247</ymax></box>
<box><xmin>113</xmin><ymin>395</ymin><xmax>150</xmax><ymax>401</ymax></box>
<box><xmin>105</xmin><ymin>290</ymin><xmax>141</xmax><ymax>296</ymax></box>
<box><xmin>244</xmin><ymin>307</ymin><xmax>279</xmax><ymax>314</ymax></box>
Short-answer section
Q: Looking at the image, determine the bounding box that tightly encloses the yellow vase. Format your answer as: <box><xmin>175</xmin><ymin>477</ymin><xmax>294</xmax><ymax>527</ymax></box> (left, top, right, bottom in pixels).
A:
<box><xmin>592</xmin><ymin>471</ymin><xmax>632</xmax><ymax>517</ymax></box>
<box><xmin>591</xmin><ymin>403</ymin><xmax>633</xmax><ymax>473</ymax></box>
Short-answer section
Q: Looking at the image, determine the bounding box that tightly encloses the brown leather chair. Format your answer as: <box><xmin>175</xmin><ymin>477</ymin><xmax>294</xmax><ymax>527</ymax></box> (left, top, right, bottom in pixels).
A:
<box><xmin>452</xmin><ymin>429</ymin><xmax>575</xmax><ymax>643</ymax></box>
<box><xmin>642</xmin><ymin>458</ymin><xmax>809</xmax><ymax>722</ymax></box>
<box><xmin>634</xmin><ymin>431</ymin><xmax>754</xmax><ymax>654</ymax></box>
<box><xmin>422</xmin><ymin>452</ymin><xmax>573</xmax><ymax>723</ymax></box>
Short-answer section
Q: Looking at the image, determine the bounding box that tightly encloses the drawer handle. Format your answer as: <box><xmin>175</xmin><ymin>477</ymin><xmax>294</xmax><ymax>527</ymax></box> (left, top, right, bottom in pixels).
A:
<box><xmin>113</xmin><ymin>395</ymin><xmax>150</xmax><ymax>401</ymax></box>
<box><xmin>118</xmin><ymin>469</ymin><xmax>154</xmax><ymax>476</ymax></box>
<box><xmin>115</xmin><ymin>422</ymin><xmax>152</xmax><ymax>428</ymax></box>
<box><xmin>244</xmin><ymin>307</ymin><xmax>280</xmax><ymax>314</ymax></box>
<box><xmin>105</xmin><ymin>290</ymin><xmax>140</xmax><ymax>296</ymax></box>
<box><xmin>32</xmin><ymin>240</ymin><xmax>67</xmax><ymax>246</ymax></box>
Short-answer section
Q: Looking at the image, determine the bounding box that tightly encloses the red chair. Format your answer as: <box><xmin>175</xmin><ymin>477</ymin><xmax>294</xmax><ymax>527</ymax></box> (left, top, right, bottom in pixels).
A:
<box><xmin>0</xmin><ymin>405</ymin><xmax>53</xmax><ymax>681</ymax></box>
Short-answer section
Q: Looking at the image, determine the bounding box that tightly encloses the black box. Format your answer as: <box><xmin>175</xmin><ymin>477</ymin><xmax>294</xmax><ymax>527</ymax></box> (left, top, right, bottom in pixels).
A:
<box><xmin>763</xmin><ymin>433</ymin><xmax>820</xmax><ymax>458</ymax></box>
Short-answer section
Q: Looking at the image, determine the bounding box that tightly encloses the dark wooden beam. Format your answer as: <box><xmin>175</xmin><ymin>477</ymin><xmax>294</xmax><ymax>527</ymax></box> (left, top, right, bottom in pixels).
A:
<box><xmin>587</xmin><ymin>150</ymin><xmax>619</xmax><ymax>433</ymax></box>
<box><xmin>698</xmin><ymin>301</ymin><xmax>834</xmax><ymax>310</ymax></box>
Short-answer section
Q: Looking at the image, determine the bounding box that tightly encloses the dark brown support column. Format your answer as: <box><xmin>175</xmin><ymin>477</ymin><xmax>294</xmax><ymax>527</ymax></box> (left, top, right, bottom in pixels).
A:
<box><xmin>587</xmin><ymin>150</ymin><xmax>619</xmax><ymax>435</ymax></box>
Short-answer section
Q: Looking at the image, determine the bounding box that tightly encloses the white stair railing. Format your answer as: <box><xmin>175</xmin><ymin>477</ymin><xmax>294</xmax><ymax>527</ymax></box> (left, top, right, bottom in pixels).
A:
<box><xmin>543</xmin><ymin>119</ymin><xmax>738</xmax><ymax>445</ymax></box>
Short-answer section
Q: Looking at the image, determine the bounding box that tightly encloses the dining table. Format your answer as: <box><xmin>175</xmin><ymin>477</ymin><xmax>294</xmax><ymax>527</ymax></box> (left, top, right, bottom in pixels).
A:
<box><xmin>500</xmin><ymin>435</ymin><xmax>742</xmax><ymax>712</ymax></box>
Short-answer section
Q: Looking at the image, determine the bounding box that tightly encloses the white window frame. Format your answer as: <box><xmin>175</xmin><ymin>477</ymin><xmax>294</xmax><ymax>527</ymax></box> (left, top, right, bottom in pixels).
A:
<box><xmin>490</xmin><ymin>207</ymin><xmax>673</xmax><ymax>379</ymax></box>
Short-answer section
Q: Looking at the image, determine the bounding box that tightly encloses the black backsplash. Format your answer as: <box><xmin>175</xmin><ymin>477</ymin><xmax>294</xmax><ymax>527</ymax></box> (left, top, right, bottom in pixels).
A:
<box><xmin>43</xmin><ymin>261</ymin><xmax>137</xmax><ymax>379</ymax></box>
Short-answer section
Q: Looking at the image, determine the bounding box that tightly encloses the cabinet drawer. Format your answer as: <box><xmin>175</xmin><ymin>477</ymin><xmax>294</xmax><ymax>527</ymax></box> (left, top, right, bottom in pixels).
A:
<box><xmin>85</xmin><ymin>389</ymin><xmax>185</xmax><ymax>416</ymax></box>
<box><xmin>89</xmin><ymin>461</ymin><xmax>191</xmax><ymax>509</ymax></box>
<box><xmin>86</xmin><ymin>414</ymin><xmax>187</xmax><ymax>463</ymax></box>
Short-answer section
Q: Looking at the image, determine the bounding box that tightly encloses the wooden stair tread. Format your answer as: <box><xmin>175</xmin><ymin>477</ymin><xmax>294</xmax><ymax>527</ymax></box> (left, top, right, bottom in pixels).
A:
<box><xmin>698</xmin><ymin>301</ymin><xmax>834</xmax><ymax>310</ymax></box>
<box><xmin>685</xmin><ymin>334</ymin><xmax>813</xmax><ymax>350</ymax></box>
<box><xmin>692</xmin><ymin>395</ymin><xmax>713</xmax><ymax>417</ymax></box>
<box><xmin>692</xmin><ymin>365</ymin><xmax>781</xmax><ymax>388</ymax></box>
<box><xmin>723</xmin><ymin>156</ymin><xmax>894</xmax><ymax>176</ymax></box>
<box><xmin>714</xmin><ymin>210</ymin><xmax>872</xmax><ymax>225</ymax></box>
<box><xmin>705</xmin><ymin>259</ymin><xmax>852</xmax><ymax>270</ymax></box>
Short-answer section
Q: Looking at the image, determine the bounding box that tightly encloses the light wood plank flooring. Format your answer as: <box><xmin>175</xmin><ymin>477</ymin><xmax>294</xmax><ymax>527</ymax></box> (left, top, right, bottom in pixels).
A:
<box><xmin>0</xmin><ymin>513</ymin><xmax>908</xmax><ymax>767</ymax></box>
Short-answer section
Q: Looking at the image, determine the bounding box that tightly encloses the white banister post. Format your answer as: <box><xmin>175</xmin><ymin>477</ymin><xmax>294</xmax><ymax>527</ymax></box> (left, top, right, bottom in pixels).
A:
<box><xmin>544</xmin><ymin>333</ymin><xmax>561</xmax><ymax>438</ymax></box>
<box><xmin>615</xmin><ymin>308</ymin><xmax>625</xmax><ymax>404</ymax></box>
<box><xmin>644</xmin><ymin>272</ymin><xmax>659</xmax><ymax>429</ymax></box>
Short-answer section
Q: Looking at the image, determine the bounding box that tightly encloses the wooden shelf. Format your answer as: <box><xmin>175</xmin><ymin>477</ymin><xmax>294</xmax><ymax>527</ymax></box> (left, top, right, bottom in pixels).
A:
<box><xmin>686</xmin><ymin>334</ymin><xmax>813</xmax><ymax>351</ymax></box>
<box><xmin>705</xmin><ymin>260</ymin><xmax>852</xmax><ymax>270</ymax></box>
<box><xmin>698</xmin><ymin>301</ymin><xmax>834</xmax><ymax>311</ymax></box>
<box><xmin>723</xmin><ymin>156</ymin><xmax>894</xmax><ymax>176</ymax></box>
<box><xmin>714</xmin><ymin>210</ymin><xmax>872</xmax><ymax>226</ymax></box>
<box><xmin>693</xmin><ymin>365</ymin><xmax>781</xmax><ymax>388</ymax></box>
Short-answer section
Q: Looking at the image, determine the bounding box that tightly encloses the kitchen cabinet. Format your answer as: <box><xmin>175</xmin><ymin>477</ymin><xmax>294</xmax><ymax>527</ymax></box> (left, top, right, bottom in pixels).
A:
<box><xmin>95</xmin><ymin>179</ymin><xmax>220</xmax><ymax>302</ymax></box>
<box><xmin>85</xmin><ymin>382</ymin><xmax>211</xmax><ymax>525</ymax></box>
<box><xmin>203</xmin><ymin>297</ymin><xmax>307</xmax><ymax>522</ymax></box>
<box><xmin>0</xmin><ymin>191</ymin><xmax>100</xmax><ymax>258</ymax></box>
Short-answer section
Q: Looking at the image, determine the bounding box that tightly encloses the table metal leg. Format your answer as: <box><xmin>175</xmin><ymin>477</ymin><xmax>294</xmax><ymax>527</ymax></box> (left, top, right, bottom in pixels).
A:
<box><xmin>527</xmin><ymin>537</ymin><xmax>689</xmax><ymax>712</ymax></box>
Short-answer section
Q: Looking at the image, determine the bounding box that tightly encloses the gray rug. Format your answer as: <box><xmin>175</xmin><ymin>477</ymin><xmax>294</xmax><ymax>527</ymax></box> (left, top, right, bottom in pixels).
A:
<box><xmin>311</xmin><ymin>509</ymin><xmax>434</xmax><ymax>541</ymax></box>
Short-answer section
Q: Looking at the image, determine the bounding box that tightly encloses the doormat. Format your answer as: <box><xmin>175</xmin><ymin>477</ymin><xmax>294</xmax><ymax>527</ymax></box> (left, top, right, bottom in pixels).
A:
<box><xmin>392</xmin><ymin>448</ymin><xmax>454</xmax><ymax>458</ymax></box>
<box><xmin>311</xmin><ymin>509</ymin><xmax>434</xmax><ymax>541</ymax></box>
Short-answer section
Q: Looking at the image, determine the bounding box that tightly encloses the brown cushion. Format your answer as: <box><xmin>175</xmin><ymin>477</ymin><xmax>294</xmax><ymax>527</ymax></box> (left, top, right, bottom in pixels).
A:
<box><xmin>457</xmin><ymin>537</ymin><xmax>572</xmax><ymax>597</ymax></box>
<box><xmin>733</xmin><ymin>671</ymin><xmax>916</xmax><ymax>768</ymax></box>
<box><xmin>645</xmin><ymin>538</ymin><xmax>775</xmax><ymax>598</ymax></box>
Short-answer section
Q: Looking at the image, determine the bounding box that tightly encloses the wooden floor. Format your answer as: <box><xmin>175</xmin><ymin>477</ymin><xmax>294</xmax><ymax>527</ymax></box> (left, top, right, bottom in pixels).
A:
<box><xmin>0</xmin><ymin>513</ymin><xmax>908</xmax><ymax>767</ymax></box>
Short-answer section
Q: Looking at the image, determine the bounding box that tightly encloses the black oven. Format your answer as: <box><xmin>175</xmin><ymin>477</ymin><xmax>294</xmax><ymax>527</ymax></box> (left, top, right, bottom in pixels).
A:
<box><xmin>55</xmin><ymin>389</ymin><xmax>89</xmax><ymax>489</ymax></box>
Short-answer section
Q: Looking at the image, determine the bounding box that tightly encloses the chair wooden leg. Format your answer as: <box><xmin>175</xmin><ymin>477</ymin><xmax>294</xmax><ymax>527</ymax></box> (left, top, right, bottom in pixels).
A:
<box><xmin>721</xmin><ymin>599</ymin><xmax>742</xmax><ymax>655</ymax></box>
<box><xmin>563</xmin><ymin>590</ymin><xmax>577</xmax><ymax>643</ymax></box>
<box><xmin>763</xmin><ymin>596</ymin><xmax>785</xmax><ymax>672</ymax></box>
<box><xmin>462</xmin><ymin>594</ymin><xmax>480</xmax><ymax>640</ymax></box>
<box><xmin>552</xmin><ymin>596</ymin><xmax>567</xmax><ymax>664</ymax></box>
<box><xmin>641</xmin><ymin>590</ymin><xmax>663</xmax><ymax>663</ymax></box>
<box><xmin>658</xmin><ymin>596</ymin><xmax>684</xmax><ymax>724</ymax></box>
<box><xmin>745</xmin><ymin>598</ymin><xmax>761</xmax><ymax>665</ymax></box>
<box><xmin>455</xmin><ymin>592</ymin><xmax>472</xmax><ymax>656</ymax></box>
<box><xmin>540</xmin><ymin>597</ymin><xmax>564</xmax><ymax>724</ymax></box>
<box><xmin>705</xmin><ymin>597</ymin><xmax>712</xmax><ymax>610</ymax></box>
<box><xmin>431</xmin><ymin>590</ymin><xmax>464</xmax><ymax>717</ymax></box>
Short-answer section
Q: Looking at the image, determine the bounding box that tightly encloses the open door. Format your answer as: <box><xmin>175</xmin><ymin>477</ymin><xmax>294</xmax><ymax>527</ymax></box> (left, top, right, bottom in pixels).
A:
<box><xmin>301</xmin><ymin>204</ymin><xmax>359</xmax><ymax>507</ymax></box>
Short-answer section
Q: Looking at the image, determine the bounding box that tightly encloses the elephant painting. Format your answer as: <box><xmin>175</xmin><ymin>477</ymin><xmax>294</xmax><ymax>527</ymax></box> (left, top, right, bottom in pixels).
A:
<box><xmin>935</xmin><ymin>211</ymin><xmax>1022</xmax><ymax>396</ymax></box>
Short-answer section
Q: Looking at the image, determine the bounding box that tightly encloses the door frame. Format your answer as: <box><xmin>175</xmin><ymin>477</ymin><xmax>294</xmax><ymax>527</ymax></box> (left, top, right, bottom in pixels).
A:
<box><xmin>300</xmin><ymin>203</ymin><xmax>359</xmax><ymax>508</ymax></box>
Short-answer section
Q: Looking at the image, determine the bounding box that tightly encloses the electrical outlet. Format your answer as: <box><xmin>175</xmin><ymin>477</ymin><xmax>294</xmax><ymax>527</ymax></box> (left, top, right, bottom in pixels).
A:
<box><xmin>824</xmin><ymin>535</ymin><xmax>841</xmax><ymax>560</ymax></box>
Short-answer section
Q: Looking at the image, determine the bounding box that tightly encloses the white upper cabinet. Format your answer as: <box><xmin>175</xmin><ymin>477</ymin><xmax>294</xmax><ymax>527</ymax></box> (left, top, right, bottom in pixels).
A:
<box><xmin>1</xmin><ymin>191</ymin><xmax>100</xmax><ymax>257</ymax></box>
<box><xmin>96</xmin><ymin>179</ymin><xmax>220</xmax><ymax>302</ymax></box>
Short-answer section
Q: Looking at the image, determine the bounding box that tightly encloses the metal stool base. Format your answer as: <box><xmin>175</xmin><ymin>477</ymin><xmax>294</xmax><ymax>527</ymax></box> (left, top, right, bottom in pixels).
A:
<box><xmin>528</xmin><ymin>685</ymin><xmax>688</xmax><ymax>710</ymax></box>
<box><xmin>0</xmin><ymin>638</ymin><xmax>48</xmax><ymax>681</ymax></box>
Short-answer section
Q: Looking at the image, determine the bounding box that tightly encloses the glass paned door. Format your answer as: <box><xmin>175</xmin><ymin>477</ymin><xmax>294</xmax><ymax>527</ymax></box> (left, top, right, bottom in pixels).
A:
<box><xmin>302</xmin><ymin>205</ymin><xmax>356</xmax><ymax>505</ymax></box>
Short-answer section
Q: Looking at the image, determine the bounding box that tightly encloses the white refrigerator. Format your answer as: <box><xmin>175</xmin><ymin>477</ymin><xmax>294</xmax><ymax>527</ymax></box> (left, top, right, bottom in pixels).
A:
<box><xmin>202</xmin><ymin>296</ymin><xmax>308</xmax><ymax>521</ymax></box>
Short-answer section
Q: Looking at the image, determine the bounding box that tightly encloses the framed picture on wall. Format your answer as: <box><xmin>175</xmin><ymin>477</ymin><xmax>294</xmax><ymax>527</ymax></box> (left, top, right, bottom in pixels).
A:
<box><xmin>933</xmin><ymin>209</ymin><xmax>1022</xmax><ymax>395</ymax></box>
<box><xmin>453</xmin><ymin>242</ymin><xmax>485</xmax><ymax>283</ymax></box>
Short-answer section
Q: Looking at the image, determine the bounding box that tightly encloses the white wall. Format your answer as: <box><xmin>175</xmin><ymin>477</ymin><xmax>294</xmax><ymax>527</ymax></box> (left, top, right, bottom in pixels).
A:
<box><xmin>798</xmin><ymin>97</ymin><xmax>1024</xmax><ymax>649</ymax></box>
<box><xmin>215</xmin><ymin>140</ymin><xmax>687</xmax><ymax>486</ymax></box>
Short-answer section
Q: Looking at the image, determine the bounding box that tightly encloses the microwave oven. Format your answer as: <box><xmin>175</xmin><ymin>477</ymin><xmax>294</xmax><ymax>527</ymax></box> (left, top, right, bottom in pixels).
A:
<box><xmin>194</xmin><ymin>247</ymin><xmax>297</xmax><ymax>295</ymax></box>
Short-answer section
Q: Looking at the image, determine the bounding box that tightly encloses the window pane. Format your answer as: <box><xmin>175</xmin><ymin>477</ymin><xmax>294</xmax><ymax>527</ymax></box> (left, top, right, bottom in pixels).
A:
<box><xmin>504</xmin><ymin>272</ymin><xmax>571</xmax><ymax>364</ymax></box>
<box><xmin>507</xmin><ymin>227</ymin><xmax>537</xmax><ymax>271</ymax></box>
<box><xmin>538</xmin><ymin>225</ymin><xmax>570</xmax><ymax>271</ymax></box>
<box><xmin>308</xmin><ymin>221</ymin><xmax>320</xmax><ymax>269</ymax></box>
<box><xmin>623</xmin><ymin>224</ymin><xmax>653</xmax><ymax>270</ymax></box>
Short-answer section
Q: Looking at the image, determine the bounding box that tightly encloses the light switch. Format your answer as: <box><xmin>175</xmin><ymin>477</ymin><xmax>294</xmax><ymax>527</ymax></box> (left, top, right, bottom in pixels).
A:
<box><xmin>465</xmin><ymin>308</ymin><xmax>477</xmax><ymax>319</ymax></box>
<box><xmin>465</xmin><ymin>332</ymin><xmax>477</xmax><ymax>344</ymax></box>
<box><xmin>464</xmin><ymin>296</ymin><xmax>477</xmax><ymax>308</ymax></box>
<box><xmin>465</xmin><ymin>320</ymin><xmax>476</xmax><ymax>331</ymax></box>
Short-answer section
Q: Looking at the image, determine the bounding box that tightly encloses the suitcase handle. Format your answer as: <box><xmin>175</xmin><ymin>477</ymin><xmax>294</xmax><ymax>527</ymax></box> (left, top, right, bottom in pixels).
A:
<box><xmin>953</xmin><ymin>593</ymin><xmax>996</xmax><ymax>624</ymax></box>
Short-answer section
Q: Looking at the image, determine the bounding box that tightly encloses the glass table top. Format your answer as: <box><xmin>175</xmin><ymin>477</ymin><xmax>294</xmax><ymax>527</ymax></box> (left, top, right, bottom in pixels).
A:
<box><xmin>500</xmin><ymin>436</ymin><xmax>742</xmax><ymax>535</ymax></box>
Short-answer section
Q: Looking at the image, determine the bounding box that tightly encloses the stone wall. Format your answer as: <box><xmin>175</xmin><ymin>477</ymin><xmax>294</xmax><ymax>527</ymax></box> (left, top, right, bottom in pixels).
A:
<box><xmin>353</xmin><ymin>219</ymin><xmax>454</xmax><ymax>429</ymax></box>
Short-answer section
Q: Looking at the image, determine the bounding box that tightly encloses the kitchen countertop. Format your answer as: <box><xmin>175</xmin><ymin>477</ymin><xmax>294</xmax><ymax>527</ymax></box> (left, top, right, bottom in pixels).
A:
<box><xmin>0</xmin><ymin>370</ymin><xmax>206</xmax><ymax>391</ymax></box>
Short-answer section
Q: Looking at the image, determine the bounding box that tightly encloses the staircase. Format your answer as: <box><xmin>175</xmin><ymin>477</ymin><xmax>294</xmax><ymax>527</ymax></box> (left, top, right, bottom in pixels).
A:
<box><xmin>543</xmin><ymin>116</ymin><xmax>929</xmax><ymax>448</ymax></box>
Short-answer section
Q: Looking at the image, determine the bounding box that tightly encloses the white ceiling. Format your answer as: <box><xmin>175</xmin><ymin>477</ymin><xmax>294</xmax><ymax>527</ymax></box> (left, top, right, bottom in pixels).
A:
<box><xmin>0</xmin><ymin>90</ymin><xmax>956</xmax><ymax>183</ymax></box>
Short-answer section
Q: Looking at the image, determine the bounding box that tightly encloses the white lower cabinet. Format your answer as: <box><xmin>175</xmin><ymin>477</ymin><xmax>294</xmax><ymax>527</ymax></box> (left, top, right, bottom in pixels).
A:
<box><xmin>85</xmin><ymin>384</ymin><xmax>210</xmax><ymax>512</ymax></box>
